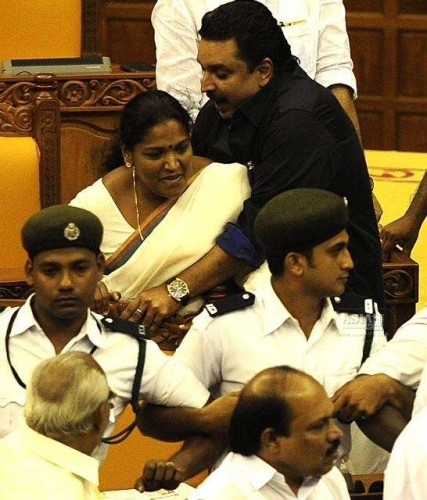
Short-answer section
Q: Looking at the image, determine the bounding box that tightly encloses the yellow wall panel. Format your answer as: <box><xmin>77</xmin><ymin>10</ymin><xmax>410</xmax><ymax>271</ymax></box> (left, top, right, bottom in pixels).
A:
<box><xmin>0</xmin><ymin>0</ymin><xmax>81</xmax><ymax>60</ymax></box>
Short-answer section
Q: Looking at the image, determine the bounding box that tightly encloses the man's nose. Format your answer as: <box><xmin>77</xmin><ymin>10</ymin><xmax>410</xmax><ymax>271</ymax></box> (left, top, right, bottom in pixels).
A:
<box><xmin>59</xmin><ymin>271</ymin><xmax>73</xmax><ymax>288</ymax></box>
<box><xmin>201</xmin><ymin>72</ymin><xmax>214</xmax><ymax>93</ymax></box>
<box><xmin>329</xmin><ymin>421</ymin><xmax>343</xmax><ymax>442</ymax></box>
<box><xmin>342</xmin><ymin>248</ymin><xmax>354</xmax><ymax>270</ymax></box>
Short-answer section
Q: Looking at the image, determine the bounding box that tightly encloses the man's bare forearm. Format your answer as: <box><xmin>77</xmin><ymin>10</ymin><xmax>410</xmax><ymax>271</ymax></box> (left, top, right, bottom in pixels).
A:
<box><xmin>137</xmin><ymin>403</ymin><xmax>207</xmax><ymax>442</ymax></box>
<box><xmin>356</xmin><ymin>404</ymin><xmax>409</xmax><ymax>452</ymax></box>
<box><xmin>329</xmin><ymin>84</ymin><xmax>361</xmax><ymax>141</ymax></box>
<box><xmin>138</xmin><ymin>393</ymin><xmax>238</xmax><ymax>442</ymax></box>
<box><xmin>169</xmin><ymin>433</ymin><xmax>228</xmax><ymax>481</ymax></box>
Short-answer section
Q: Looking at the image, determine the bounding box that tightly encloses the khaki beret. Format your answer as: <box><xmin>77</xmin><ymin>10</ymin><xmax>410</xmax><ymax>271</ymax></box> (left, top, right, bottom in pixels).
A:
<box><xmin>254</xmin><ymin>189</ymin><xmax>348</xmax><ymax>256</ymax></box>
<box><xmin>22</xmin><ymin>205</ymin><xmax>103</xmax><ymax>258</ymax></box>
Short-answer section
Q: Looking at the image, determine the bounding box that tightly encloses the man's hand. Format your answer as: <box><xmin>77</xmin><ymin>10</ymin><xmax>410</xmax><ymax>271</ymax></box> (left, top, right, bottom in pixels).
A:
<box><xmin>135</xmin><ymin>460</ymin><xmax>183</xmax><ymax>492</ymax></box>
<box><xmin>381</xmin><ymin>215</ymin><xmax>419</xmax><ymax>261</ymax></box>
<box><xmin>331</xmin><ymin>374</ymin><xmax>402</xmax><ymax>423</ymax></box>
<box><xmin>119</xmin><ymin>285</ymin><xmax>181</xmax><ymax>330</ymax></box>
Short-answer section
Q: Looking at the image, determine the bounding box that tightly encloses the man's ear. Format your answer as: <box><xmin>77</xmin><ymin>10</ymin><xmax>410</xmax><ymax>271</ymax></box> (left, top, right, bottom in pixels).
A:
<box><xmin>257</xmin><ymin>58</ymin><xmax>274</xmax><ymax>87</ymax></box>
<box><xmin>285</xmin><ymin>253</ymin><xmax>305</xmax><ymax>276</ymax></box>
<box><xmin>260</xmin><ymin>427</ymin><xmax>282</xmax><ymax>451</ymax></box>
<box><xmin>96</xmin><ymin>253</ymin><xmax>106</xmax><ymax>279</ymax></box>
<box><xmin>25</xmin><ymin>259</ymin><xmax>34</xmax><ymax>286</ymax></box>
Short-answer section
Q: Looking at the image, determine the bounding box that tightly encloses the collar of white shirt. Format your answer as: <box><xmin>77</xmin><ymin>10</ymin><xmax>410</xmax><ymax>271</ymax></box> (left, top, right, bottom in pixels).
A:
<box><xmin>258</xmin><ymin>280</ymin><xmax>338</xmax><ymax>337</ymax></box>
<box><xmin>8</xmin><ymin>295</ymin><xmax>106</xmax><ymax>349</ymax></box>
<box><xmin>19</xmin><ymin>423</ymin><xmax>100</xmax><ymax>485</ymax></box>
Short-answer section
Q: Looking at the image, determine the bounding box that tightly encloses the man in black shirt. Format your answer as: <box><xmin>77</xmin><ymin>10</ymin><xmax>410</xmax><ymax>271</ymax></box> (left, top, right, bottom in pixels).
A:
<box><xmin>190</xmin><ymin>0</ymin><xmax>384</xmax><ymax>309</ymax></box>
<box><xmin>135</xmin><ymin>0</ymin><xmax>383</xmax><ymax>327</ymax></box>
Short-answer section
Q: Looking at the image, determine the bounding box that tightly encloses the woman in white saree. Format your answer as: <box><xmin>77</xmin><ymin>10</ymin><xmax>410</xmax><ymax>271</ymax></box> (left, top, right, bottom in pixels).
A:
<box><xmin>70</xmin><ymin>91</ymin><xmax>250</xmax><ymax>334</ymax></box>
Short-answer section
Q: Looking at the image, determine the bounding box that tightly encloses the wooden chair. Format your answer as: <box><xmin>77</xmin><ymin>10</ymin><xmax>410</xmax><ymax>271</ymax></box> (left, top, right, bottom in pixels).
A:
<box><xmin>0</xmin><ymin>74</ymin><xmax>61</xmax><ymax>306</ymax></box>
<box><xmin>350</xmin><ymin>473</ymin><xmax>383</xmax><ymax>500</ymax></box>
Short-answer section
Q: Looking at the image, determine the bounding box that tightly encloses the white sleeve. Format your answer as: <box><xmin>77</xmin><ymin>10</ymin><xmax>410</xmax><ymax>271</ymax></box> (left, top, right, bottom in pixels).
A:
<box><xmin>152</xmin><ymin>0</ymin><xmax>204</xmax><ymax>118</ymax></box>
<box><xmin>141</xmin><ymin>340</ymin><xmax>210</xmax><ymax>408</ymax></box>
<box><xmin>359</xmin><ymin>308</ymin><xmax>427</xmax><ymax>389</ymax></box>
<box><xmin>384</xmin><ymin>409</ymin><xmax>427</xmax><ymax>500</ymax></box>
<box><xmin>315</xmin><ymin>0</ymin><xmax>357</xmax><ymax>95</ymax></box>
<box><xmin>413</xmin><ymin>362</ymin><xmax>427</xmax><ymax>416</ymax></box>
<box><xmin>173</xmin><ymin>311</ymin><xmax>224</xmax><ymax>390</ymax></box>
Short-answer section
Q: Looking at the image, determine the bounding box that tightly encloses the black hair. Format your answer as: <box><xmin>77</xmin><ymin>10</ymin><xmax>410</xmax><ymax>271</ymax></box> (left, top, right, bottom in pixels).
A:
<box><xmin>199</xmin><ymin>0</ymin><xmax>298</xmax><ymax>75</ymax></box>
<box><xmin>229</xmin><ymin>366</ymin><xmax>304</xmax><ymax>455</ymax></box>
<box><xmin>104</xmin><ymin>90</ymin><xmax>192</xmax><ymax>170</ymax></box>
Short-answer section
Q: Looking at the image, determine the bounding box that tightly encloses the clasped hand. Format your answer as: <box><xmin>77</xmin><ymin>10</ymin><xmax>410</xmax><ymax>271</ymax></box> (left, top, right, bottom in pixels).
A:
<box><xmin>92</xmin><ymin>282</ymin><xmax>181</xmax><ymax>331</ymax></box>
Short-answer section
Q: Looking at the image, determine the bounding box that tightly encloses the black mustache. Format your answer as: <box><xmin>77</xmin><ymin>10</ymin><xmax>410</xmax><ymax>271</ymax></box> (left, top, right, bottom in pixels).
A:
<box><xmin>326</xmin><ymin>440</ymin><xmax>341</xmax><ymax>456</ymax></box>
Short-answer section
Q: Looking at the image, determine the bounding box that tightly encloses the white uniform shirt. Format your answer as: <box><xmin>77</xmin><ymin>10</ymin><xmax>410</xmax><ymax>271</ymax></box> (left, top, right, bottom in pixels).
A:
<box><xmin>0</xmin><ymin>297</ymin><xmax>210</xmax><ymax>462</ymax></box>
<box><xmin>412</xmin><ymin>361</ymin><xmax>427</xmax><ymax>416</ymax></box>
<box><xmin>384</xmin><ymin>407</ymin><xmax>427</xmax><ymax>500</ymax></box>
<box><xmin>359</xmin><ymin>306</ymin><xmax>427</xmax><ymax>390</ymax></box>
<box><xmin>152</xmin><ymin>0</ymin><xmax>356</xmax><ymax>116</ymax></box>
<box><xmin>174</xmin><ymin>278</ymin><xmax>385</xmax><ymax>455</ymax></box>
<box><xmin>0</xmin><ymin>424</ymin><xmax>102</xmax><ymax>499</ymax></box>
<box><xmin>190</xmin><ymin>452</ymin><xmax>350</xmax><ymax>499</ymax></box>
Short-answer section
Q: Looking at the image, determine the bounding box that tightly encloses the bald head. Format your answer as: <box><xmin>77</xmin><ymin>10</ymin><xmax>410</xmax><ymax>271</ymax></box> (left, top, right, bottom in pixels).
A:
<box><xmin>229</xmin><ymin>366</ymin><xmax>323</xmax><ymax>455</ymax></box>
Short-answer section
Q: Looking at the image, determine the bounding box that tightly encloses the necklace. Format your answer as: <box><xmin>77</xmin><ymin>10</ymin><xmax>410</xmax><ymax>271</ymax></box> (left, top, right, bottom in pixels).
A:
<box><xmin>132</xmin><ymin>167</ymin><xmax>144</xmax><ymax>241</ymax></box>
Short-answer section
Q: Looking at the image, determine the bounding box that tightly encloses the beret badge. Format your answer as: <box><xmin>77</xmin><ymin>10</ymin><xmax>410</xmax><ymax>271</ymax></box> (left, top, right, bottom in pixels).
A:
<box><xmin>64</xmin><ymin>223</ymin><xmax>80</xmax><ymax>241</ymax></box>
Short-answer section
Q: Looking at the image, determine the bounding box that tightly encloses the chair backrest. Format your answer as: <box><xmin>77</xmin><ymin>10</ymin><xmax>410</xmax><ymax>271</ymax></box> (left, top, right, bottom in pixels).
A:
<box><xmin>0</xmin><ymin>74</ymin><xmax>61</xmax><ymax>302</ymax></box>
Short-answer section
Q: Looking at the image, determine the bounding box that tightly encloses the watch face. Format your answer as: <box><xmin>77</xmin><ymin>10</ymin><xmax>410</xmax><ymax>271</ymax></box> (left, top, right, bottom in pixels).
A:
<box><xmin>167</xmin><ymin>278</ymin><xmax>189</xmax><ymax>300</ymax></box>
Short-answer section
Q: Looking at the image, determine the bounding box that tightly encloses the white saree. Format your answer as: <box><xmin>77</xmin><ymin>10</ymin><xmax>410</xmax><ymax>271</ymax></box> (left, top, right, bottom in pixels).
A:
<box><xmin>70</xmin><ymin>162</ymin><xmax>250</xmax><ymax>304</ymax></box>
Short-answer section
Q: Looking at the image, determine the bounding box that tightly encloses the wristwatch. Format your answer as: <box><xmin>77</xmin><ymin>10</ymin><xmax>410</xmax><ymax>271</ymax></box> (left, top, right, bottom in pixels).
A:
<box><xmin>166</xmin><ymin>277</ymin><xmax>190</xmax><ymax>306</ymax></box>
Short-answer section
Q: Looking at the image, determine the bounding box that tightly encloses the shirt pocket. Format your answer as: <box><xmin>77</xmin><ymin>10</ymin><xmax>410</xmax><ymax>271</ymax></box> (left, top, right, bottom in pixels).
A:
<box><xmin>282</xmin><ymin>20</ymin><xmax>317</xmax><ymax>79</ymax></box>
<box><xmin>0</xmin><ymin>386</ymin><xmax>26</xmax><ymax>438</ymax></box>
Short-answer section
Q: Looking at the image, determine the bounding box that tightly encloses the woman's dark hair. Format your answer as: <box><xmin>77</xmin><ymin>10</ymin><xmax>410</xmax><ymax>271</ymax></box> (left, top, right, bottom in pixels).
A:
<box><xmin>104</xmin><ymin>90</ymin><xmax>192</xmax><ymax>170</ymax></box>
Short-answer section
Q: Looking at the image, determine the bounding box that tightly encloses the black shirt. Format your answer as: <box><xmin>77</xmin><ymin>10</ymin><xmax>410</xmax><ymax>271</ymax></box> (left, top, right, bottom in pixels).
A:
<box><xmin>192</xmin><ymin>66</ymin><xmax>384</xmax><ymax>309</ymax></box>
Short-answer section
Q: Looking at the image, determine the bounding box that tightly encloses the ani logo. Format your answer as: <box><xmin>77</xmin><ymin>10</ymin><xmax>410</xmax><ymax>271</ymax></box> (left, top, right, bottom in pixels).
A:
<box><xmin>64</xmin><ymin>222</ymin><xmax>80</xmax><ymax>241</ymax></box>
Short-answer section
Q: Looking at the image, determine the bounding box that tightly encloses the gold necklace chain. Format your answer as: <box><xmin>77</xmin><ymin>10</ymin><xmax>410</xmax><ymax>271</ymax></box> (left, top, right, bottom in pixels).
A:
<box><xmin>132</xmin><ymin>167</ymin><xmax>144</xmax><ymax>241</ymax></box>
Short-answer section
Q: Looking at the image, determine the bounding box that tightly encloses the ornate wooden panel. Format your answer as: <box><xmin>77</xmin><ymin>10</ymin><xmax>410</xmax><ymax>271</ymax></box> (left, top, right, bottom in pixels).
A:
<box><xmin>0</xmin><ymin>74</ymin><xmax>61</xmax><ymax>207</ymax></box>
<box><xmin>346</xmin><ymin>0</ymin><xmax>427</xmax><ymax>150</ymax></box>
<box><xmin>53</xmin><ymin>68</ymin><xmax>156</xmax><ymax>202</ymax></box>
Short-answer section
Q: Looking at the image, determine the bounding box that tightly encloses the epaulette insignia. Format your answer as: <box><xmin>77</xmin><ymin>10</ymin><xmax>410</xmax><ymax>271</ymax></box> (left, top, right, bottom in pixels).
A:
<box><xmin>101</xmin><ymin>316</ymin><xmax>150</xmax><ymax>339</ymax></box>
<box><xmin>205</xmin><ymin>291</ymin><xmax>255</xmax><ymax>317</ymax></box>
<box><xmin>332</xmin><ymin>293</ymin><xmax>374</xmax><ymax>315</ymax></box>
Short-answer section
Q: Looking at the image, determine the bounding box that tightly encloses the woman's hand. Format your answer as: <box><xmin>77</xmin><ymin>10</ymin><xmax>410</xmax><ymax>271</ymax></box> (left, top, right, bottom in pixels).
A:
<box><xmin>92</xmin><ymin>281</ymin><xmax>121</xmax><ymax>315</ymax></box>
<box><xmin>119</xmin><ymin>284</ymin><xmax>181</xmax><ymax>331</ymax></box>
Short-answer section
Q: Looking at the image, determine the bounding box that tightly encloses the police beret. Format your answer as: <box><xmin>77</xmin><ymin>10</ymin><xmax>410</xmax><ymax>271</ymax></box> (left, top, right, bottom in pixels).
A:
<box><xmin>254</xmin><ymin>189</ymin><xmax>348</xmax><ymax>256</ymax></box>
<box><xmin>22</xmin><ymin>205</ymin><xmax>103</xmax><ymax>258</ymax></box>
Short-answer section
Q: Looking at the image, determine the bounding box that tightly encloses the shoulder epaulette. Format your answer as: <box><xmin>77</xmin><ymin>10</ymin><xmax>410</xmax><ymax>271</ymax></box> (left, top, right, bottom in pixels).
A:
<box><xmin>331</xmin><ymin>293</ymin><xmax>374</xmax><ymax>315</ymax></box>
<box><xmin>100</xmin><ymin>316</ymin><xmax>150</xmax><ymax>340</ymax></box>
<box><xmin>205</xmin><ymin>291</ymin><xmax>255</xmax><ymax>317</ymax></box>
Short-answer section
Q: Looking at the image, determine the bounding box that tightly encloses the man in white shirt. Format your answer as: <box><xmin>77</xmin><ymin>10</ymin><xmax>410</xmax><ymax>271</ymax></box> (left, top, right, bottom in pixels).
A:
<box><xmin>0</xmin><ymin>351</ymin><xmax>110</xmax><ymax>499</ymax></box>
<box><xmin>190</xmin><ymin>366</ymin><xmax>350</xmax><ymax>500</ymax></box>
<box><xmin>136</xmin><ymin>189</ymin><xmax>393</xmax><ymax>489</ymax></box>
<box><xmin>152</xmin><ymin>0</ymin><xmax>359</xmax><ymax>130</ymax></box>
<box><xmin>0</xmin><ymin>205</ymin><xmax>235</xmax><ymax>464</ymax></box>
<box><xmin>191</xmin><ymin>365</ymin><xmax>350</xmax><ymax>499</ymax></box>
<box><xmin>383</xmin><ymin>405</ymin><xmax>427</xmax><ymax>500</ymax></box>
